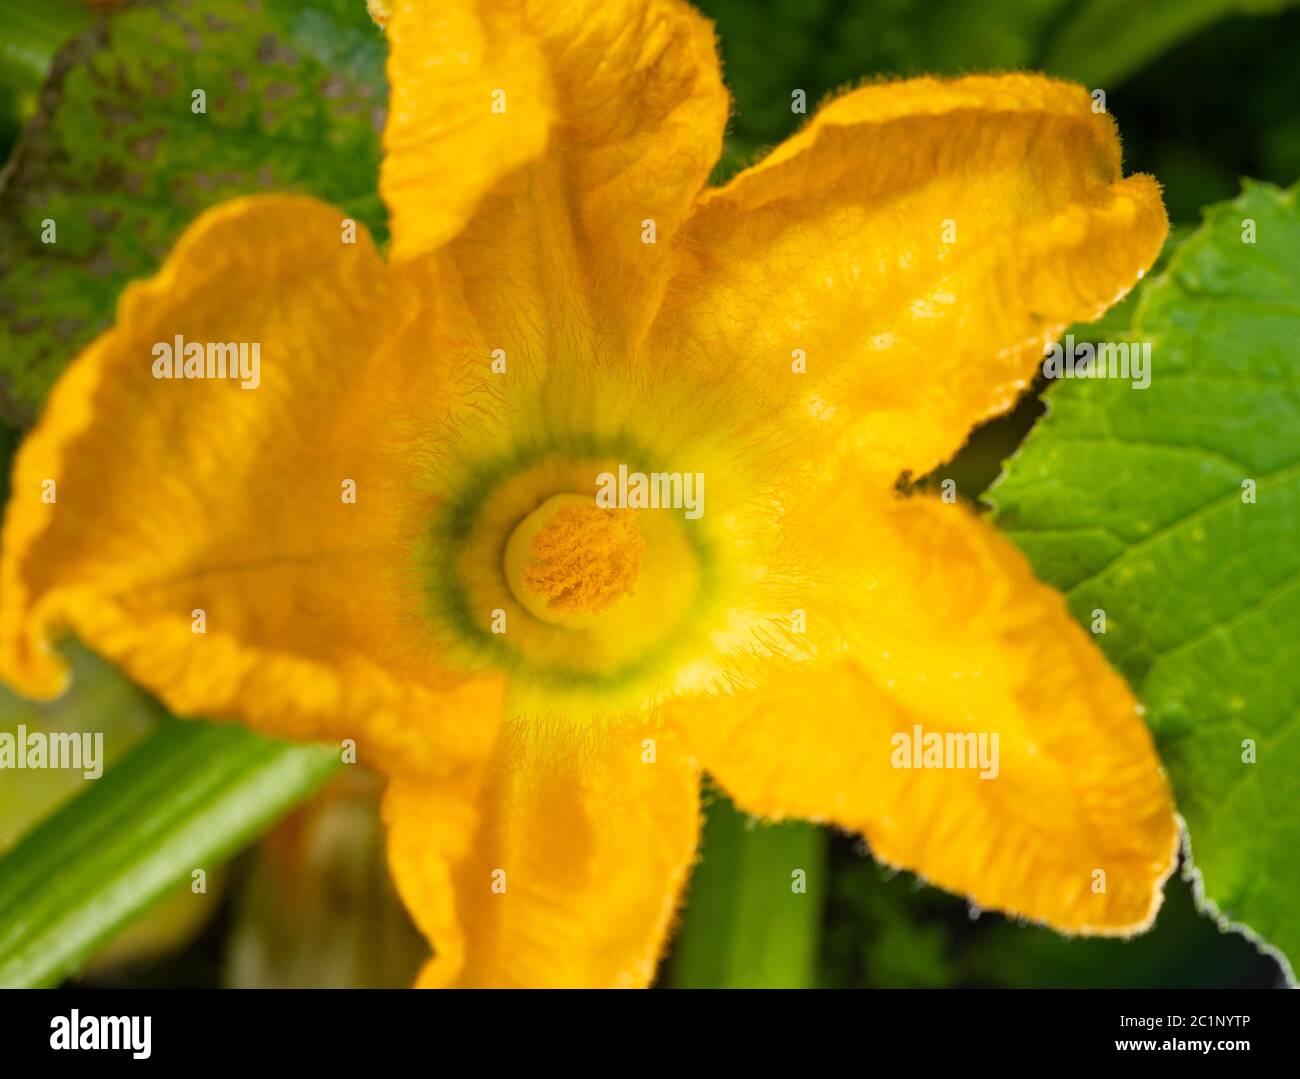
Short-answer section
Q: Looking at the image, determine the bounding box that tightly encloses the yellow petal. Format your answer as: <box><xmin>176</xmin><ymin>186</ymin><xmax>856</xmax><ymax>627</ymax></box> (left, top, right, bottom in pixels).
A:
<box><xmin>382</xmin><ymin>0</ymin><xmax>728</xmax><ymax>344</ymax></box>
<box><xmin>0</xmin><ymin>195</ymin><xmax>503</xmax><ymax>777</ymax></box>
<box><xmin>649</xmin><ymin>74</ymin><xmax>1168</xmax><ymax>482</ymax></box>
<box><xmin>384</xmin><ymin>719</ymin><xmax>700</xmax><ymax>987</ymax></box>
<box><xmin>670</xmin><ymin>485</ymin><xmax>1178</xmax><ymax>934</ymax></box>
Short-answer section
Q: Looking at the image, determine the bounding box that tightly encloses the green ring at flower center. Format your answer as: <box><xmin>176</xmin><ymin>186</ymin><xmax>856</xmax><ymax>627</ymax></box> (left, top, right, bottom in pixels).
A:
<box><xmin>422</xmin><ymin>434</ymin><xmax>722</xmax><ymax>697</ymax></box>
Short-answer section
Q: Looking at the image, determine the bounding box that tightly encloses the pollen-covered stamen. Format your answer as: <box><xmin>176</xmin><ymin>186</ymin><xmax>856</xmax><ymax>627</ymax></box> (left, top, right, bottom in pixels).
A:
<box><xmin>504</xmin><ymin>494</ymin><xmax>644</xmax><ymax>624</ymax></box>
<box><xmin>527</xmin><ymin>505</ymin><xmax>642</xmax><ymax>612</ymax></box>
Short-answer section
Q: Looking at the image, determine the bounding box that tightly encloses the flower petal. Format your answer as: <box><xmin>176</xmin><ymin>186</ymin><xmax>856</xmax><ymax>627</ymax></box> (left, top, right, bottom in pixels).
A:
<box><xmin>382</xmin><ymin>0</ymin><xmax>551</xmax><ymax>260</ymax></box>
<box><xmin>648</xmin><ymin>74</ymin><xmax>1168</xmax><ymax>481</ymax></box>
<box><xmin>382</xmin><ymin>0</ymin><xmax>728</xmax><ymax>344</ymax></box>
<box><xmin>670</xmin><ymin>485</ymin><xmax>1178</xmax><ymax>933</ymax></box>
<box><xmin>0</xmin><ymin>195</ymin><xmax>504</xmax><ymax>777</ymax></box>
<box><xmin>384</xmin><ymin>718</ymin><xmax>700</xmax><ymax>987</ymax></box>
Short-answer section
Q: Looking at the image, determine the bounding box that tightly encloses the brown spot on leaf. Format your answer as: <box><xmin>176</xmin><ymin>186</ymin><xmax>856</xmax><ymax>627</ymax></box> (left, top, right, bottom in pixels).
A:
<box><xmin>256</xmin><ymin>34</ymin><xmax>298</xmax><ymax>67</ymax></box>
<box><xmin>87</xmin><ymin>250</ymin><xmax>118</xmax><ymax>280</ymax></box>
<box><xmin>87</xmin><ymin>206</ymin><xmax>121</xmax><ymax>231</ymax></box>
<box><xmin>52</xmin><ymin>316</ymin><xmax>86</xmax><ymax>343</ymax></box>
<box><xmin>130</xmin><ymin>129</ymin><xmax>164</xmax><ymax>163</ymax></box>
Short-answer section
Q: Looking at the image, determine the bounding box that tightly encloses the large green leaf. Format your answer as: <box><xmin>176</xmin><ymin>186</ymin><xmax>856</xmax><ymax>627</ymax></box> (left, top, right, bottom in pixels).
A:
<box><xmin>0</xmin><ymin>0</ymin><xmax>387</xmax><ymax>423</ymax></box>
<box><xmin>990</xmin><ymin>179</ymin><xmax>1300</xmax><ymax>981</ymax></box>
<box><xmin>668</xmin><ymin>790</ymin><xmax>825</xmax><ymax>988</ymax></box>
<box><xmin>0</xmin><ymin>718</ymin><xmax>339</xmax><ymax>988</ymax></box>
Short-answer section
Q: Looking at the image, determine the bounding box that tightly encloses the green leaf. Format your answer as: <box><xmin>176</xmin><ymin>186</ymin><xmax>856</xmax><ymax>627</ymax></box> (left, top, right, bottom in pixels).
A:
<box><xmin>1041</xmin><ymin>0</ymin><xmax>1300</xmax><ymax>87</ymax></box>
<box><xmin>990</xmin><ymin>179</ymin><xmax>1300</xmax><ymax>981</ymax></box>
<box><xmin>0</xmin><ymin>0</ymin><xmax>387</xmax><ymax>423</ymax></box>
<box><xmin>668</xmin><ymin>790</ymin><xmax>825</xmax><ymax>988</ymax></box>
<box><xmin>0</xmin><ymin>718</ymin><xmax>339</xmax><ymax>987</ymax></box>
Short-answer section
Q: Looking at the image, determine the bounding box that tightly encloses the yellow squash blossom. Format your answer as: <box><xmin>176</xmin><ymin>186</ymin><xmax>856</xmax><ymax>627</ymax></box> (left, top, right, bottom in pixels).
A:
<box><xmin>0</xmin><ymin>0</ymin><xmax>1178</xmax><ymax>988</ymax></box>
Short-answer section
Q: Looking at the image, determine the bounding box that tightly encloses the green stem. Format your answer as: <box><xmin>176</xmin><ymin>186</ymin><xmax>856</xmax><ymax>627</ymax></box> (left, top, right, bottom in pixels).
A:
<box><xmin>668</xmin><ymin>789</ymin><xmax>826</xmax><ymax>988</ymax></box>
<box><xmin>0</xmin><ymin>719</ymin><xmax>340</xmax><ymax>988</ymax></box>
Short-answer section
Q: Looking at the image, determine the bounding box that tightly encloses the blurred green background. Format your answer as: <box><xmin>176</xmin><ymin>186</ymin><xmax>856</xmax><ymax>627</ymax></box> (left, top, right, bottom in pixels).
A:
<box><xmin>0</xmin><ymin>0</ymin><xmax>1294</xmax><ymax>988</ymax></box>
